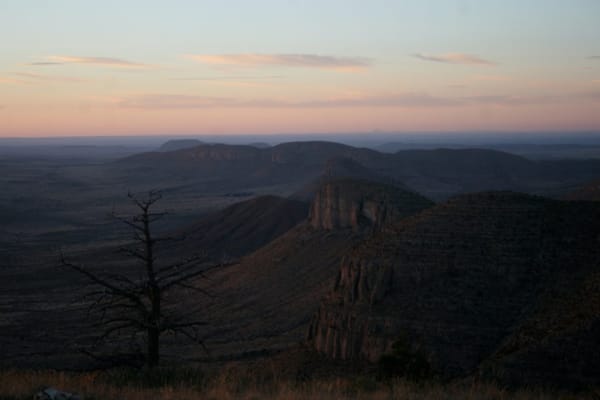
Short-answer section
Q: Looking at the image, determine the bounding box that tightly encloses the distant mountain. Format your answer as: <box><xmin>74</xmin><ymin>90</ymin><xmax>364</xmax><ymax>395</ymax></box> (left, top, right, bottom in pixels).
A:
<box><xmin>117</xmin><ymin>141</ymin><xmax>382</xmax><ymax>192</ymax></box>
<box><xmin>118</xmin><ymin>141</ymin><xmax>600</xmax><ymax>200</ymax></box>
<box><xmin>247</xmin><ymin>142</ymin><xmax>271</xmax><ymax>149</ymax></box>
<box><xmin>309</xmin><ymin>192</ymin><xmax>600</xmax><ymax>388</ymax></box>
<box><xmin>158</xmin><ymin>139</ymin><xmax>204</xmax><ymax>152</ymax></box>
<box><xmin>376</xmin><ymin>142</ymin><xmax>463</xmax><ymax>153</ymax></box>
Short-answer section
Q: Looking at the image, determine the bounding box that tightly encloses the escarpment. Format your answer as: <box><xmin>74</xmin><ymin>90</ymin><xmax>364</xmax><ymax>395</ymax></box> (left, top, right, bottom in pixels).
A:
<box><xmin>308</xmin><ymin>179</ymin><xmax>433</xmax><ymax>231</ymax></box>
<box><xmin>182</xmin><ymin>178</ymin><xmax>433</xmax><ymax>360</ymax></box>
<box><xmin>308</xmin><ymin>192</ymin><xmax>600</xmax><ymax>386</ymax></box>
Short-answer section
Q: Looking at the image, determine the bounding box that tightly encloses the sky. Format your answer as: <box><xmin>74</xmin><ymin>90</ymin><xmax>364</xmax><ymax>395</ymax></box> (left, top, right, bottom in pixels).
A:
<box><xmin>1</xmin><ymin>0</ymin><xmax>599</xmax><ymax>137</ymax></box>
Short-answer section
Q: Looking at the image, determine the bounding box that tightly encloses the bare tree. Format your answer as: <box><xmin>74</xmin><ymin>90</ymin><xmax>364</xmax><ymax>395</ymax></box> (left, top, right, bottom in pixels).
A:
<box><xmin>61</xmin><ymin>190</ymin><xmax>227</xmax><ymax>367</ymax></box>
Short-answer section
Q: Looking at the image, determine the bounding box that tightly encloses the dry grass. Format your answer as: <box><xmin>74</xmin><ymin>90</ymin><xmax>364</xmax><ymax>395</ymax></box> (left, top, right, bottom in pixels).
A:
<box><xmin>0</xmin><ymin>368</ymin><xmax>595</xmax><ymax>400</ymax></box>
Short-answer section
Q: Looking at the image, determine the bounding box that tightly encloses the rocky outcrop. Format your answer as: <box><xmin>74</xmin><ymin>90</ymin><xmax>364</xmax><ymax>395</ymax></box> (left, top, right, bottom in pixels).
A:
<box><xmin>174</xmin><ymin>180</ymin><xmax>433</xmax><ymax>362</ymax></box>
<box><xmin>308</xmin><ymin>192</ymin><xmax>600</xmax><ymax>387</ymax></box>
<box><xmin>290</xmin><ymin>157</ymin><xmax>402</xmax><ymax>202</ymax></box>
<box><xmin>308</xmin><ymin>179</ymin><xmax>433</xmax><ymax>231</ymax></box>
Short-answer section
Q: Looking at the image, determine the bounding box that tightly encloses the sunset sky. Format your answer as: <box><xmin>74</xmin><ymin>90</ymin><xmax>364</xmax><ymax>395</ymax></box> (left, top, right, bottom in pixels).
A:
<box><xmin>1</xmin><ymin>0</ymin><xmax>599</xmax><ymax>137</ymax></box>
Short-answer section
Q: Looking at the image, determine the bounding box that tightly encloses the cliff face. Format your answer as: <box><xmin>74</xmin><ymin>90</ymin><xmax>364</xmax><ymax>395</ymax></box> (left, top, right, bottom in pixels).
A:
<box><xmin>308</xmin><ymin>179</ymin><xmax>433</xmax><ymax>231</ymax></box>
<box><xmin>308</xmin><ymin>192</ymin><xmax>600</xmax><ymax>386</ymax></box>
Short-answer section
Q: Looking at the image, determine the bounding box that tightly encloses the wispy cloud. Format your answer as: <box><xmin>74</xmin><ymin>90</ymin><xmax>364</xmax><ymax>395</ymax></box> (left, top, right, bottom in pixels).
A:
<box><xmin>170</xmin><ymin>75</ymin><xmax>284</xmax><ymax>81</ymax></box>
<box><xmin>187</xmin><ymin>53</ymin><xmax>372</xmax><ymax>71</ymax></box>
<box><xmin>472</xmin><ymin>75</ymin><xmax>511</xmax><ymax>82</ymax></box>
<box><xmin>116</xmin><ymin>90</ymin><xmax>600</xmax><ymax>110</ymax></box>
<box><xmin>414</xmin><ymin>53</ymin><xmax>495</xmax><ymax>66</ymax></box>
<box><xmin>169</xmin><ymin>75</ymin><xmax>284</xmax><ymax>89</ymax></box>
<box><xmin>14</xmin><ymin>72</ymin><xmax>84</xmax><ymax>82</ymax></box>
<box><xmin>118</xmin><ymin>93</ymin><xmax>459</xmax><ymax>109</ymax></box>
<box><xmin>28</xmin><ymin>62</ymin><xmax>63</xmax><ymax>66</ymax></box>
<box><xmin>0</xmin><ymin>77</ymin><xmax>28</xmax><ymax>85</ymax></box>
<box><xmin>30</xmin><ymin>56</ymin><xmax>150</xmax><ymax>69</ymax></box>
<box><xmin>588</xmin><ymin>56</ymin><xmax>600</xmax><ymax>60</ymax></box>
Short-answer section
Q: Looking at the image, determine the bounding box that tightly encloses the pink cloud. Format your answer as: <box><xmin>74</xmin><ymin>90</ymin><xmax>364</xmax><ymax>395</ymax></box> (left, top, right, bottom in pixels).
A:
<box><xmin>187</xmin><ymin>53</ymin><xmax>372</xmax><ymax>71</ymax></box>
<box><xmin>14</xmin><ymin>72</ymin><xmax>85</xmax><ymax>82</ymax></box>
<box><xmin>116</xmin><ymin>91</ymin><xmax>600</xmax><ymax>110</ymax></box>
<box><xmin>0</xmin><ymin>77</ymin><xmax>28</xmax><ymax>84</ymax></box>
<box><xmin>414</xmin><ymin>53</ymin><xmax>496</xmax><ymax>66</ymax></box>
<box><xmin>472</xmin><ymin>75</ymin><xmax>511</xmax><ymax>82</ymax></box>
<box><xmin>33</xmin><ymin>56</ymin><xmax>150</xmax><ymax>69</ymax></box>
<box><xmin>118</xmin><ymin>93</ymin><xmax>459</xmax><ymax>109</ymax></box>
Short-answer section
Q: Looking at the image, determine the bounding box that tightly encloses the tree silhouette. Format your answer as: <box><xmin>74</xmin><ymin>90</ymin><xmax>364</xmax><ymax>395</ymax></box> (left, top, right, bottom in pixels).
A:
<box><xmin>61</xmin><ymin>190</ymin><xmax>227</xmax><ymax>367</ymax></box>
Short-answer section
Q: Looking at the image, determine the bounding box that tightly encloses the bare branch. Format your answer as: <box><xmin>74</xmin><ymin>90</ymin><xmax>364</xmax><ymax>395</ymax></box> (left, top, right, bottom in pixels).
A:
<box><xmin>172</xmin><ymin>280</ymin><xmax>215</xmax><ymax>298</ymax></box>
<box><xmin>161</xmin><ymin>261</ymin><xmax>236</xmax><ymax>291</ymax></box>
<box><xmin>60</xmin><ymin>254</ymin><xmax>148</xmax><ymax>316</ymax></box>
<box><xmin>62</xmin><ymin>190</ymin><xmax>219</xmax><ymax>367</ymax></box>
<box><xmin>156</xmin><ymin>254</ymin><xmax>210</xmax><ymax>280</ymax></box>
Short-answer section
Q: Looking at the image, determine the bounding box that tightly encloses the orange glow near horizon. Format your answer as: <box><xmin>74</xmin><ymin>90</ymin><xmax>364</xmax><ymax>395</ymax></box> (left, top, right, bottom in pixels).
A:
<box><xmin>2</xmin><ymin>101</ymin><xmax>599</xmax><ymax>138</ymax></box>
<box><xmin>1</xmin><ymin>2</ymin><xmax>600</xmax><ymax>137</ymax></box>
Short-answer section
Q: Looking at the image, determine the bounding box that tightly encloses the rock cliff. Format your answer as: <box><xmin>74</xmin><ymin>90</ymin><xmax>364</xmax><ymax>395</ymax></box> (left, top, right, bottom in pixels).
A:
<box><xmin>308</xmin><ymin>178</ymin><xmax>433</xmax><ymax>231</ymax></box>
<box><xmin>308</xmin><ymin>192</ymin><xmax>600</xmax><ymax>387</ymax></box>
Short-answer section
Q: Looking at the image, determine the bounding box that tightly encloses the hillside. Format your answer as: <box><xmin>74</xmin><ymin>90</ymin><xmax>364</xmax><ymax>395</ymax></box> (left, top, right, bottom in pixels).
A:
<box><xmin>175</xmin><ymin>195</ymin><xmax>308</xmax><ymax>259</ymax></box>
<box><xmin>308</xmin><ymin>192</ymin><xmax>600</xmax><ymax>388</ymax></box>
<box><xmin>178</xmin><ymin>178</ymin><xmax>434</xmax><ymax>360</ymax></box>
<box><xmin>0</xmin><ymin>195</ymin><xmax>307</xmax><ymax>369</ymax></box>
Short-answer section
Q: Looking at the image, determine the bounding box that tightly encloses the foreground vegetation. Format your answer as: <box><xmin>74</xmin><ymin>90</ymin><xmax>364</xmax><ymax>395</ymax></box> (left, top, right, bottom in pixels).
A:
<box><xmin>0</xmin><ymin>367</ymin><xmax>596</xmax><ymax>400</ymax></box>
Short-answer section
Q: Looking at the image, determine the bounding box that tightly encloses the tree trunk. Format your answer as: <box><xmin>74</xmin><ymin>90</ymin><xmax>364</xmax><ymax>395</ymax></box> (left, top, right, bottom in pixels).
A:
<box><xmin>147</xmin><ymin>326</ymin><xmax>159</xmax><ymax>367</ymax></box>
<box><xmin>147</xmin><ymin>283</ymin><xmax>161</xmax><ymax>367</ymax></box>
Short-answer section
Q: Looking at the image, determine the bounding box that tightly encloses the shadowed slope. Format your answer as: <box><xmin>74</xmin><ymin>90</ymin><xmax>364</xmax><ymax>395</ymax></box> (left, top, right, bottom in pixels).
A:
<box><xmin>177</xmin><ymin>195</ymin><xmax>309</xmax><ymax>259</ymax></box>
<box><xmin>183</xmin><ymin>179</ymin><xmax>433</xmax><ymax>360</ymax></box>
<box><xmin>309</xmin><ymin>192</ymin><xmax>600</xmax><ymax>388</ymax></box>
<box><xmin>563</xmin><ymin>178</ymin><xmax>600</xmax><ymax>201</ymax></box>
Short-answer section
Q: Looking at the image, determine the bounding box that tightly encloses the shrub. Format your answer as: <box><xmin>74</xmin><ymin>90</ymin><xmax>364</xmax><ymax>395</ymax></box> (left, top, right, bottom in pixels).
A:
<box><xmin>377</xmin><ymin>334</ymin><xmax>433</xmax><ymax>381</ymax></box>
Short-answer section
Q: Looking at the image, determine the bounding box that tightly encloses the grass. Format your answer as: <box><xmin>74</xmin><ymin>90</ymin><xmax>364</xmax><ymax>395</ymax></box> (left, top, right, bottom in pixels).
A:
<box><xmin>0</xmin><ymin>367</ymin><xmax>597</xmax><ymax>400</ymax></box>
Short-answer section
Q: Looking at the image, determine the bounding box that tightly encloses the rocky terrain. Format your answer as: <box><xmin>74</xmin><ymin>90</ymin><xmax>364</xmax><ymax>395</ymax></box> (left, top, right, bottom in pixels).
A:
<box><xmin>308</xmin><ymin>192</ymin><xmax>600</xmax><ymax>388</ymax></box>
<box><xmin>2</xmin><ymin>140</ymin><xmax>600</xmax><ymax>391</ymax></box>
<box><xmin>182</xmin><ymin>178</ymin><xmax>434</xmax><ymax>360</ymax></box>
<box><xmin>309</xmin><ymin>179</ymin><xmax>432</xmax><ymax>231</ymax></box>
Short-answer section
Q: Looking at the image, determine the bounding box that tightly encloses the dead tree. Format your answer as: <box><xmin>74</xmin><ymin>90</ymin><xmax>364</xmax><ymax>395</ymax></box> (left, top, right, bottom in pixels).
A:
<box><xmin>61</xmin><ymin>190</ymin><xmax>226</xmax><ymax>368</ymax></box>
